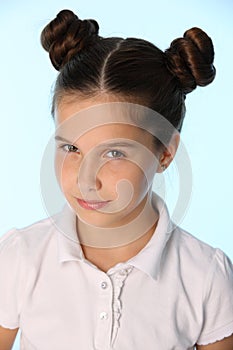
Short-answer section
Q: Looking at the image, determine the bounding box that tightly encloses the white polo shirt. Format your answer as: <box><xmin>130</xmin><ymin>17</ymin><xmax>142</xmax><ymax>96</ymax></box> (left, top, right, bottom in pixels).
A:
<box><xmin>0</xmin><ymin>192</ymin><xmax>233</xmax><ymax>350</ymax></box>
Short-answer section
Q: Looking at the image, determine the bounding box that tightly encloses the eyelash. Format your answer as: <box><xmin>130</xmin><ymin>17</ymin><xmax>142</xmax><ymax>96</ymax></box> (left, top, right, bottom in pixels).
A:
<box><xmin>58</xmin><ymin>144</ymin><xmax>80</xmax><ymax>154</ymax></box>
<box><xmin>105</xmin><ymin>150</ymin><xmax>126</xmax><ymax>159</ymax></box>
<box><xmin>58</xmin><ymin>144</ymin><xmax>126</xmax><ymax>159</ymax></box>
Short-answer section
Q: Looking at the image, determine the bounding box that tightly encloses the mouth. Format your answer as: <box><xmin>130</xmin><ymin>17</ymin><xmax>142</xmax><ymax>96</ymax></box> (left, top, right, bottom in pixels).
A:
<box><xmin>76</xmin><ymin>198</ymin><xmax>111</xmax><ymax>211</ymax></box>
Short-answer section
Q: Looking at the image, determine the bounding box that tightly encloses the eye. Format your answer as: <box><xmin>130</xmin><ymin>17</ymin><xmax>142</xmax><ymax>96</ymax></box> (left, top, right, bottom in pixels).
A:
<box><xmin>59</xmin><ymin>144</ymin><xmax>80</xmax><ymax>154</ymax></box>
<box><xmin>105</xmin><ymin>150</ymin><xmax>126</xmax><ymax>159</ymax></box>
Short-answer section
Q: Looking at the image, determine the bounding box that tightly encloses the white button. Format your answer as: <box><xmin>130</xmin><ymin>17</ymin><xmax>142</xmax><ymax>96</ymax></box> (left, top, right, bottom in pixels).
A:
<box><xmin>99</xmin><ymin>311</ymin><xmax>108</xmax><ymax>320</ymax></box>
<box><xmin>101</xmin><ymin>281</ymin><xmax>108</xmax><ymax>289</ymax></box>
<box><xmin>119</xmin><ymin>269</ymin><xmax>127</xmax><ymax>276</ymax></box>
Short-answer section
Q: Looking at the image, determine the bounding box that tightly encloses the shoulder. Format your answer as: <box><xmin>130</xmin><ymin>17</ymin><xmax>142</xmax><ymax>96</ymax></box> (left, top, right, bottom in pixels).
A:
<box><xmin>167</xmin><ymin>225</ymin><xmax>218</xmax><ymax>264</ymax></box>
<box><xmin>0</xmin><ymin>214</ymin><xmax>61</xmax><ymax>330</ymax></box>
<box><xmin>0</xmin><ymin>212</ymin><xmax>60</xmax><ymax>264</ymax></box>
<box><xmin>164</xmin><ymin>224</ymin><xmax>233</xmax><ymax>284</ymax></box>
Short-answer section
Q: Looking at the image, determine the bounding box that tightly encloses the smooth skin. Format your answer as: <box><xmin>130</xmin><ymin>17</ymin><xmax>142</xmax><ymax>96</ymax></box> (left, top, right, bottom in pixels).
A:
<box><xmin>54</xmin><ymin>93</ymin><xmax>171</xmax><ymax>229</ymax></box>
<box><xmin>0</xmin><ymin>326</ymin><xmax>18</xmax><ymax>350</ymax></box>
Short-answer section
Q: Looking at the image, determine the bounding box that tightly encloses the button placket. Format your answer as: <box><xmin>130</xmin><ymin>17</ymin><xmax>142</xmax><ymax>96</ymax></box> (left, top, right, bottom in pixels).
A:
<box><xmin>94</xmin><ymin>275</ymin><xmax>113</xmax><ymax>350</ymax></box>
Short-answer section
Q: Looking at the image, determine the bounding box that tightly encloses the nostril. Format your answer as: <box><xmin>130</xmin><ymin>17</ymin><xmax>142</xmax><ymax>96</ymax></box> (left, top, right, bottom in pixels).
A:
<box><xmin>77</xmin><ymin>176</ymin><xmax>102</xmax><ymax>193</ymax></box>
<box><xmin>77</xmin><ymin>156</ymin><xmax>103</xmax><ymax>192</ymax></box>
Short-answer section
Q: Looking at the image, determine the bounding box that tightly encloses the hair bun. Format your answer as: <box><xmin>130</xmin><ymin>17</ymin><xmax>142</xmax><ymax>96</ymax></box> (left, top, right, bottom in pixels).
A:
<box><xmin>40</xmin><ymin>9</ymin><xmax>99</xmax><ymax>70</ymax></box>
<box><xmin>164</xmin><ymin>27</ymin><xmax>216</xmax><ymax>94</ymax></box>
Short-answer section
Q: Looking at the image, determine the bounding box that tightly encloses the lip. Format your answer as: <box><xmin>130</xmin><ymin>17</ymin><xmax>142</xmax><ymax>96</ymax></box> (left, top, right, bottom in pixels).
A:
<box><xmin>76</xmin><ymin>198</ymin><xmax>111</xmax><ymax>210</ymax></box>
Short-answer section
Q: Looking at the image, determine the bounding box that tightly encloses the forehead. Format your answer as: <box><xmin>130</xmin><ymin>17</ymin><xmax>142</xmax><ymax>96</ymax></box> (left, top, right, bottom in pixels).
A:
<box><xmin>56</xmin><ymin>124</ymin><xmax>151</xmax><ymax>150</ymax></box>
<box><xmin>54</xmin><ymin>94</ymin><xmax>175</xmax><ymax>154</ymax></box>
<box><xmin>54</xmin><ymin>95</ymin><xmax>156</xmax><ymax>148</ymax></box>
<box><xmin>55</xmin><ymin>93</ymin><xmax>129</xmax><ymax>124</ymax></box>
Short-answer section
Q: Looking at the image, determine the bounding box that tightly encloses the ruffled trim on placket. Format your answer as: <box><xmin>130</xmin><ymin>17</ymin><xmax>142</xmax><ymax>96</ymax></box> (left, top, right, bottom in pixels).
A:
<box><xmin>111</xmin><ymin>266</ymin><xmax>133</xmax><ymax>346</ymax></box>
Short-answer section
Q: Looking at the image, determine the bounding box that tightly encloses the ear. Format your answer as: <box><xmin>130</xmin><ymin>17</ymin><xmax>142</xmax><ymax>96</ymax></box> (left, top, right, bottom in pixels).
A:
<box><xmin>157</xmin><ymin>131</ymin><xmax>180</xmax><ymax>173</ymax></box>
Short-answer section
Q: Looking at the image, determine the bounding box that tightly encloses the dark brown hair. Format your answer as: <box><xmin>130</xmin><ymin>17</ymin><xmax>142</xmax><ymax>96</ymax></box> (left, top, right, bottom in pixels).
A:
<box><xmin>40</xmin><ymin>9</ymin><xmax>216</xmax><ymax>139</ymax></box>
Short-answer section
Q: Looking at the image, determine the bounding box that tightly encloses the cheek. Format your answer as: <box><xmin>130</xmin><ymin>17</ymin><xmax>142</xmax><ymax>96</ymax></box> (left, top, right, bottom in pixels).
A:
<box><xmin>123</xmin><ymin>162</ymin><xmax>155</xmax><ymax>201</ymax></box>
<box><xmin>55</xmin><ymin>153</ymin><xmax>78</xmax><ymax>191</ymax></box>
<box><xmin>129</xmin><ymin>168</ymin><xmax>149</xmax><ymax>194</ymax></box>
<box><xmin>105</xmin><ymin>162</ymin><xmax>147</xmax><ymax>194</ymax></box>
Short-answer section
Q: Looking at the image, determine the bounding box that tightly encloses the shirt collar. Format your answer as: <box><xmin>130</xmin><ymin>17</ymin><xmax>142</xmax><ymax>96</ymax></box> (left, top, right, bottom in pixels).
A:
<box><xmin>125</xmin><ymin>192</ymin><xmax>174</xmax><ymax>280</ymax></box>
<box><xmin>55</xmin><ymin>203</ymin><xmax>85</xmax><ymax>262</ymax></box>
<box><xmin>54</xmin><ymin>192</ymin><xmax>174</xmax><ymax>280</ymax></box>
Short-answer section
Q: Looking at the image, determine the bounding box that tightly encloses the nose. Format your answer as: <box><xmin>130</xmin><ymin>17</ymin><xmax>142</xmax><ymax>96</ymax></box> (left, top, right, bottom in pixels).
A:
<box><xmin>77</xmin><ymin>155</ymin><xmax>102</xmax><ymax>193</ymax></box>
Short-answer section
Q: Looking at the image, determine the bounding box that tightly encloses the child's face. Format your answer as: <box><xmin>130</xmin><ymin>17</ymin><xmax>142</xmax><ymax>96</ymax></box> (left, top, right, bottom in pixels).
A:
<box><xmin>54</xmin><ymin>95</ymin><xmax>161</xmax><ymax>229</ymax></box>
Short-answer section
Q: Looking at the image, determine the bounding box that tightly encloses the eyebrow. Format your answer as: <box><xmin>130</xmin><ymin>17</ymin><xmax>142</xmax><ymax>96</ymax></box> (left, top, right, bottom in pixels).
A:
<box><xmin>54</xmin><ymin>135</ymin><xmax>136</xmax><ymax>148</ymax></box>
<box><xmin>55</xmin><ymin>136</ymin><xmax>74</xmax><ymax>143</ymax></box>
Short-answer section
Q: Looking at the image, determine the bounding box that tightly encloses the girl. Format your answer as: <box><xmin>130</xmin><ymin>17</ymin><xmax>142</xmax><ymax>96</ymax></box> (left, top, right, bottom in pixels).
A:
<box><xmin>0</xmin><ymin>9</ymin><xmax>233</xmax><ymax>350</ymax></box>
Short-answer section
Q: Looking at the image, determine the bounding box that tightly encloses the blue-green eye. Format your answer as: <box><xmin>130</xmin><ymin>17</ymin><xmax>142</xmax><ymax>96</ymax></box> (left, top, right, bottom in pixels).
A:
<box><xmin>59</xmin><ymin>144</ymin><xmax>80</xmax><ymax>153</ymax></box>
<box><xmin>105</xmin><ymin>150</ymin><xmax>126</xmax><ymax>159</ymax></box>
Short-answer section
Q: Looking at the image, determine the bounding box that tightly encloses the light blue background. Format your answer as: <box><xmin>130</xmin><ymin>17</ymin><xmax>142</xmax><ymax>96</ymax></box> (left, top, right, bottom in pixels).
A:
<box><xmin>0</xmin><ymin>1</ymin><xmax>232</xmax><ymax>348</ymax></box>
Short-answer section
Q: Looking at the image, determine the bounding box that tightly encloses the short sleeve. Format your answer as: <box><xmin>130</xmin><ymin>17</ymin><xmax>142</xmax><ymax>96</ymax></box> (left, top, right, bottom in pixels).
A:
<box><xmin>197</xmin><ymin>248</ymin><xmax>233</xmax><ymax>345</ymax></box>
<box><xmin>0</xmin><ymin>228</ymin><xmax>21</xmax><ymax>329</ymax></box>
